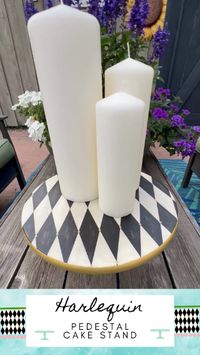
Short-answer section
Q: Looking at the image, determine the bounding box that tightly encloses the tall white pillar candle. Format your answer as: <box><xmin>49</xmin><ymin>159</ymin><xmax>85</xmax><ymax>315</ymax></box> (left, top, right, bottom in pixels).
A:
<box><xmin>105</xmin><ymin>58</ymin><xmax>154</xmax><ymax>188</ymax></box>
<box><xmin>96</xmin><ymin>92</ymin><xmax>145</xmax><ymax>218</ymax></box>
<box><xmin>28</xmin><ymin>4</ymin><xmax>102</xmax><ymax>201</ymax></box>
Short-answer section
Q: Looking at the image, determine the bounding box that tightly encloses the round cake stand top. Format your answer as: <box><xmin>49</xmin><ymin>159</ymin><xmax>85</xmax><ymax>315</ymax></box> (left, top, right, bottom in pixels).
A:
<box><xmin>22</xmin><ymin>173</ymin><xmax>178</xmax><ymax>274</ymax></box>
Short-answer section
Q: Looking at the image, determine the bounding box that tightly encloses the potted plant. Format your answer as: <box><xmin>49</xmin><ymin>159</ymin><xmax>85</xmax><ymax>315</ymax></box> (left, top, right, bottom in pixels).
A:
<box><xmin>12</xmin><ymin>0</ymin><xmax>199</xmax><ymax>159</ymax></box>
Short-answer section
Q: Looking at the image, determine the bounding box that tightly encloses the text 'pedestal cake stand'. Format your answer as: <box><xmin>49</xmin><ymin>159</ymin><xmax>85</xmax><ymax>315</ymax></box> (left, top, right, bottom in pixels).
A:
<box><xmin>21</xmin><ymin>172</ymin><xmax>178</xmax><ymax>274</ymax></box>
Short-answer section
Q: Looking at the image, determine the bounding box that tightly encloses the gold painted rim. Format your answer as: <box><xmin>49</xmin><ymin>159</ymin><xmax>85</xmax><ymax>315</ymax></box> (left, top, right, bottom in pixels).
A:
<box><xmin>23</xmin><ymin>221</ymin><xmax>178</xmax><ymax>275</ymax></box>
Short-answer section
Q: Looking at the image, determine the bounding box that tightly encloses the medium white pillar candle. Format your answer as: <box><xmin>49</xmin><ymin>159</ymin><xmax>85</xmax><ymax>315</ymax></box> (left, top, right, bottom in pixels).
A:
<box><xmin>28</xmin><ymin>4</ymin><xmax>102</xmax><ymax>202</ymax></box>
<box><xmin>96</xmin><ymin>92</ymin><xmax>145</xmax><ymax>218</ymax></box>
<box><xmin>105</xmin><ymin>58</ymin><xmax>154</xmax><ymax>187</ymax></box>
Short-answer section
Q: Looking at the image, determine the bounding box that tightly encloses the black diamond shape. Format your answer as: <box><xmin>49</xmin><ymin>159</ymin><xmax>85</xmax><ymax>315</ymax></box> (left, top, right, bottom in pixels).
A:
<box><xmin>175</xmin><ymin>310</ymin><xmax>178</xmax><ymax>316</ymax></box>
<box><xmin>183</xmin><ymin>309</ymin><xmax>186</xmax><ymax>316</ymax></box>
<box><xmin>175</xmin><ymin>326</ymin><xmax>178</xmax><ymax>333</ymax></box>
<box><xmin>32</xmin><ymin>183</ymin><xmax>47</xmax><ymax>210</ymax></box>
<box><xmin>101</xmin><ymin>215</ymin><xmax>120</xmax><ymax>260</ymax></box>
<box><xmin>79</xmin><ymin>210</ymin><xmax>99</xmax><ymax>264</ymax></box>
<box><xmin>140</xmin><ymin>205</ymin><xmax>163</xmax><ymax>246</ymax></box>
<box><xmin>48</xmin><ymin>181</ymin><xmax>61</xmax><ymax>209</ymax></box>
<box><xmin>152</xmin><ymin>179</ymin><xmax>171</xmax><ymax>196</ymax></box>
<box><xmin>140</xmin><ymin>176</ymin><xmax>155</xmax><ymax>198</ymax></box>
<box><xmin>121</xmin><ymin>215</ymin><xmax>141</xmax><ymax>256</ymax></box>
<box><xmin>157</xmin><ymin>203</ymin><xmax>177</xmax><ymax>233</ymax></box>
<box><xmin>135</xmin><ymin>189</ymin><xmax>139</xmax><ymax>201</ymax></box>
<box><xmin>36</xmin><ymin>213</ymin><xmax>56</xmax><ymax>254</ymax></box>
<box><xmin>58</xmin><ymin>211</ymin><xmax>78</xmax><ymax>263</ymax></box>
<box><xmin>23</xmin><ymin>214</ymin><xmax>35</xmax><ymax>242</ymax></box>
<box><xmin>67</xmin><ymin>200</ymin><xmax>73</xmax><ymax>208</ymax></box>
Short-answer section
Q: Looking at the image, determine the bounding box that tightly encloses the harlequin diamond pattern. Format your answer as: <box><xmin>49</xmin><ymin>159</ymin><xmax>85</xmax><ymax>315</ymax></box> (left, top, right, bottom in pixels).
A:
<box><xmin>0</xmin><ymin>310</ymin><xmax>25</xmax><ymax>335</ymax></box>
<box><xmin>175</xmin><ymin>309</ymin><xmax>200</xmax><ymax>333</ymax></box>
<box><xmin>0</xmin><ymin>307</ymin><xmax>199</xmax><ymax>336</ymax></box>
<box><xmin>21</xmin><ymin>173</ymin><xmax>177</xmax><ymax>268</ymax></box>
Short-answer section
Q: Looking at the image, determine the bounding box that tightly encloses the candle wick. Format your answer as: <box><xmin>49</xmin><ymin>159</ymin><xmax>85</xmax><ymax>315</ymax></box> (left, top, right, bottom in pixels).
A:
<box><xmin>127</xmin><ymin>42</ymin><xmax>130</xmax><ymax>58</ymax></box>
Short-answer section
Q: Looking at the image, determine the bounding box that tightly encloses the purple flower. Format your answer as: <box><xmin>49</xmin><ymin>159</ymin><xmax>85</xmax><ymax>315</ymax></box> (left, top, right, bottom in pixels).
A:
<box><xmin>129</xmin><ymin>0</ymin><xmax>149</xmax><ymax>36</ymax></box>
<box><xmin>192</xmin><ymin>126</ymin><xmax>200</xmax><ymax>133</ymax></box>
<box><xmin>153</xmin><ymin>87</ymin><xmax>171</xmax><ymax>100</ymax></box>
<box><xmin>173</xmin><ymin>139</ymin><xmax>196</xmax><ymax>158</ymax></box>
<box><xmin>88</xmin><ymin>0</ymin><xmax>102</xmax><ymax>22</ymax></box>
<box><xmin>100</xmin><ymin>0</ymin><xmax>127</xmax><ymax>32</ymax></box>
<box><xmin>63</xmin><ymin>0</ymin><xmax>74</xmax><ymax>5</ymax></box>
<box><xmin>170</xmin><ymin>103</ymin><xmax>179</xmax><ymax>113</ymax></box>
<box><xmin>152</xmin><ymin>107</ymin><xmax>168</xmax><ymax>120</ymax></box>
<box><xmin>182</xmin><ymin>109</ymin><xmax>190</xmax><ymax>116</ymax></box>
<box><xmin>171</xmin><ymin>115</ymin><xmax>186</xmax><ymax>128</ymax></box>
<box><xmin>150</xmin><ymin>25</ymin><xmax>170</xmax><ymax>61</ymax></box>
<box><xmin>24</xmin><ymin>0</ymin><xmax>38</xmax><ymax>22</ymax></box>
<box><xmin>44</xmin><ymin>0</ymin><xmax>54</xmax><ymax>8</ymax></box>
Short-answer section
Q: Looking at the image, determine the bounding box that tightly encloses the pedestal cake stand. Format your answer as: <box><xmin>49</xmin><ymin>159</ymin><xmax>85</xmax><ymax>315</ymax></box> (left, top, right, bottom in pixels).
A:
<box><xmin>21</xmin><ymin>172</ymin><xmax>178</xmax><ymax>274</ymax></box>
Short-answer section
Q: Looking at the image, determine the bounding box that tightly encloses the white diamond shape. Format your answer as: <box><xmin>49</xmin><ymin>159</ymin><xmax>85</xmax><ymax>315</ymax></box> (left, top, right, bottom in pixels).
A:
<box><xmin>92</xmin><ymin>232</ymin><xmax>117</xmax><ymax>267</ymax></box>
<box><xmin>67</xmin><ymin>234</ymin><xmax>90</xmax><ymax>267</ymax></box>
<box><xmin>139</xmin><ymin>186</ymin><xmax>160</xmax><ymax>220</ymax></box>
<box><xmin>21</xmin><ymin>197</ymin><xmax>34</xmax><ymax>225</ymax></box>
<box><xmin>161</xmin><ymin>224</ymin><xmax>173</xmax><ymax>242</ymax></box>
<box><xmin>70</xmin><ymin>202</ymin><xmax>87</xmax><ymax>230</ymax></box>
<box><xmin>154</xmin><ymin>185</ymin><xmax>176</xmax><ymax>216</ymax></box>
<box><xmin>46</xmin><ymin>175</ymin><xmax>58</xmax><ymax>192</ymax></box>
<box><xmin>142</xmin><ymin>172</ymin><xmax>153</xmax><ymax>183</ymax></box>
<box><xmin>48</xmin><ymin>237</ymin><xmax>63</xmax><ymax>261</ymax></box>
<box><xmin>87</xmin><ymin>199</ymin><xmax>104</xmax><ymax>226</ymax></box>
<box><xmin>140</xmin><ymin>226</ymin><xmax>159</xmax><ymax>256</ymax></box>
<box><xmin>34</xmin><ymin>195</ymin><xmax>52</xmax><ymax>234</ymax></box>
<box><xmin>52</xmin><ymin>196</ymin><xmax>69</xmax><ymax>233</ymax></box>
<box><xmin>131</xmin><ymin>198</ymin><xmax>140</xmax><ymax>224</ymax></box>
<box><xmin>117</xmin><ymin>230</ymin><xmax>140</xmax><ymax>264</ymax></box>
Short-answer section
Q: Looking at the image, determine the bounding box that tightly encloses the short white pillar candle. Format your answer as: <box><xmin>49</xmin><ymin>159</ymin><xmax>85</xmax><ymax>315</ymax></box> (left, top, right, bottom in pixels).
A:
<box><xmin>96</xmin><ymin>92</ymin><xmax>145</xmax><ymax>218</ymax></box>
<box><xmin>28</xmin><ymin>4</ymin><xmax>102</xmax><ymax>202</ymax></box>
<box><xmin>105</xmin><ymin>58</ymin><xmax>154</xmax><ymax>188</ymax></box>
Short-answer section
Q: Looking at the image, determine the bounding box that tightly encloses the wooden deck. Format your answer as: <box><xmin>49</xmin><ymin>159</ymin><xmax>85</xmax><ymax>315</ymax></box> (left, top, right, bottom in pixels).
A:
<box><xmin>1</xmin><ymin>152</ymin><xmax>200</xmax><ymax>289</ymax></box>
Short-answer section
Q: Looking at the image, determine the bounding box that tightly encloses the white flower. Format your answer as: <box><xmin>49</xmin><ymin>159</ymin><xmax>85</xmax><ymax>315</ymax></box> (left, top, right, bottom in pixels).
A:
<box><xmin>17</xmin><ymin>90</ymin><xmax>33</xmax><ymax>108</ymax></box>
<box><xmin>25</xmin><ymin>116</ymin><xmax>34</xmax><ymax>128</ymax></box>
<box><xmin>31</xmin><ymin>91</ymin><xmax>42</xmax><ymax>106</ymax></box>
<box><xmin>27</xmin><ymin>120</ymin><xmax>45</xmax><ymax>142</ymax></box>
<box><xmin>13</xmin><ymin>90</ymin><xmax>42</xmax><ymax>109</ymax></box>
<box><xmin>11</xmin><ymin>103</ymin><xmax>20</xmax><ymax>111</ymax></box>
